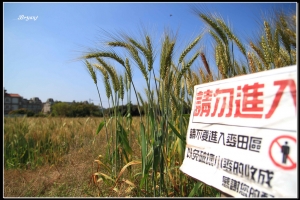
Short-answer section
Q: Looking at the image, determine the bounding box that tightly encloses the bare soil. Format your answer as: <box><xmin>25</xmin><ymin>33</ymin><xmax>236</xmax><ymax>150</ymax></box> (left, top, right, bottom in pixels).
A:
<box><xmin>4</xmin><ymin>145</ymin><xmax>104</xmax><ymax>197</ymax></box>
<box><xmin>4</xmin><ymin>128</ymin><xmax>142</xmax><ymax>197</ymax></box>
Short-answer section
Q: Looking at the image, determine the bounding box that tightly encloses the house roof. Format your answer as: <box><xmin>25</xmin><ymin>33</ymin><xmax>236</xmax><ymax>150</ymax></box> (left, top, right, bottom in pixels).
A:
<box><xmin>5</xmin><ymin>93</ymin><xmax>22</xmax><ymax>98</ymax></box>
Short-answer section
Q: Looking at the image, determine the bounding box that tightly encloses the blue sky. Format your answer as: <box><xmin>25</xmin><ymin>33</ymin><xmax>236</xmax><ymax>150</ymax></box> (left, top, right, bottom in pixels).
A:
<box><xmin>3</xmin><ymin>2</ymin><xmax>296</xmax><ymax>108</ymax></box>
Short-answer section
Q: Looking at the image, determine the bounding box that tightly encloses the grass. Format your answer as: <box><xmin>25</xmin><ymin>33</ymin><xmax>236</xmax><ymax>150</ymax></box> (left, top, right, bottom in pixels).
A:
<box><xmin>3</xmin><ymin>117</ymin><xmax>138</xmax><ymax>197</ymax></box>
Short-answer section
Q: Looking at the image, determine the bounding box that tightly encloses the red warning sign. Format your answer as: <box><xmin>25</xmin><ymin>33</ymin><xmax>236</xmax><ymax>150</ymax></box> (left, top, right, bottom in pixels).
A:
<box><xmin>269</xmin><ymin>135</ymin><xmax>296</xmax><ymax>170</ymax></box>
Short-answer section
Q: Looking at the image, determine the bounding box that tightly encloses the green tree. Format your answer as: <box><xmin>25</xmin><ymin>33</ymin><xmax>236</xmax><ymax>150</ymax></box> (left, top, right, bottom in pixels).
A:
<box><xmin>51</xmin><ymin>102</ymin><xmax>71</xmax><ymax>117</ymax></box>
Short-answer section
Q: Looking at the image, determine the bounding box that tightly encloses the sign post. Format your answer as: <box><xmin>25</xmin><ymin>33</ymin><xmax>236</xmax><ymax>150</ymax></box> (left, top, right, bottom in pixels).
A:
<box><xmin>180</xmin><ymin>65</ymin><xmax>297</xmax><ymax>198</ymax></box>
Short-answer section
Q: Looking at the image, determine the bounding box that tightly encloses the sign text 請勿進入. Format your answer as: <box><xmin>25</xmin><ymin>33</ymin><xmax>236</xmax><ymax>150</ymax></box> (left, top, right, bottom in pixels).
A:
<box><xmin>180</xmin><ymin>65</ymin><xmax>297</xmax><ymax>198</ymax></box>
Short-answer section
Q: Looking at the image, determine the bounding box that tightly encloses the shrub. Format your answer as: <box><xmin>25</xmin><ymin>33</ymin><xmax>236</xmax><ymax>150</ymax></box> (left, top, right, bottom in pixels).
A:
<box><xmin>8</xmin><ymin>108</ymin><xmax>35</xmax><ymax>116</ymax></box>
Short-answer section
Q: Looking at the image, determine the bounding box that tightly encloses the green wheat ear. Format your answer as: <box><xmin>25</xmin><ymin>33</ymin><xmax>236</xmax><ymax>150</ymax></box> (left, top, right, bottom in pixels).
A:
<box><xmin>216</xmin><ymin>18</ymin><xmax>246</xmax><ymax>56</ymax></box>
<box><xmin>96</xmin><ymin>57</ymin><xmax>119</xmax><ymax>92</ymax></box>
<box><xmin>199</xmin><ymin>13</ymin><xmax>228</xmax><ymax>45</ymax></box>
<box><xmin>145</xmin><ymin>35</ymin><xmax>154</xmax><ymax>72</ymax></box>
<box><xmin>85</xmin><ymin>60</ymin><xmax>97</xmax><ymax>84</ymax></box>
<box><xmin>119</xmin><ymin>75</ymin><xmax>124</xmax><ymax>101</ymax></box>
<box><xmin>93</xmin><ymin>63</ymin><xmax>112</xmax><ymax>99</ymax></box>
<box><xmin>160</xmin><ymin>34</ymin><xmax>175</xmax><ymax>80</ymax></box>
<box><xmin>178</xmin><ymin>35</ymin><xmax>202</xmax><ymax>64</ymax></box>
<box><xmin>127</xmin><ymin>44</ymin><xmax>149</xmax><ymax>83</ymax></box>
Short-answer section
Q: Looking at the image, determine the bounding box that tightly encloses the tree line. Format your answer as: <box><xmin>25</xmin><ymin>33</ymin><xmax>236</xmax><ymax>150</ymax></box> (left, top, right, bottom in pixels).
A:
<box><xmin>8</xmin><ymin>102</ymin><xmax>185</xmax><ymax>117</ymax></box>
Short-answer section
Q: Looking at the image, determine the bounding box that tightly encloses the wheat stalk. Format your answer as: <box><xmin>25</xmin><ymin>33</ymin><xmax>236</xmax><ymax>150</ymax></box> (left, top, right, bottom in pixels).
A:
<box><xmin>163</xmin><ymin>41</ymin><xmax>175</xmax><ymax>79</ymax></box>
<box><xmin>214</xmin><ymin>44</ymin><xmax>221</xmax><ymax>69</ymax></box>
<box><xmin>199</xmin><ymin>68</ymin><xmax>206</xmax><ymax>83</ymax></box>
<box><xmin>250</xmin><ymin>41</ymin><xmax>268</xmax><ymax>70</ymax></box>
<box><xmin>251</xmin><ymin>52</ymin><xmax>263</xmax><ymax>72</ymax></box>
<box><xmin>217</xmin><ymin>18</ymin><xmax>246</xmax><ymax>56</ymax></box>
<box><xmin>145</xmin><ymin>35</ymin><xmax>154</xmax><ymax>72</ymax></box>
<box><xmin>96</xmin><ymin>57</ymin><xmax>119</xmax><ymax>92</ymax></box>
<box><xmin>93</xmin><ymin>63</ymin><xmax>108</xmax><ymax>79</ymax></box>
<box><xmin>234</xmin><ymin>61</ymin><xmax>243</xmax><ymax>75</ymax></box>
<box><xmin>103</xmin><ymin>78</ymin><xmax>111</xmax><ymax>99</ymax></box>
<box><xmin>107</xmin><ymin>41</ymin><xmax>127</xmax><ymax>48</ymax></box>
<box><xmin>219</xmin><ymin>46</ymin><xmax>230</xmax><ymax>78</ymax></box>
<box><xmin>84</xmin><ymin>52</ymin><xmax>125</xmax><ymax>67</ymax></box>
<box><xmin>127</xmin><ymin>44</ymin><xmax>148</xmax><ymax>83</ymax></box>
<box><xmin>199</xmin><ymin>13</ymin><xmax>228</xmax><ymax>45</ymax></box>
<box><xmin>176</xmin><ymin>52</ymin><xmax>198</xmax><ymax>87</ymax></box>
<box><xmin>119</xmin><ymin>75</ymin><xmax>125</xmax><ymax>101</ymax></box>
<box><xmin>85</xmin><ymin>60</ymin><xmax>97</xmax><ymax>84</ymax></box>
<box><xmin>247</xmin><ymin>52</ymin><xmax>257</xmax><ymax>73</ymax></box>
<box><xmin>125</xmin><ymin>58</ymin><xmax>132</xmax><ymax>83</ymax></box>
<box><xmin>279</xmin><ymin>48</ymin><xmax>290</xmax><ymax>67</ymax></box>
<box><xmin>200</xmin><ymin>52</ymin><xmax>211</xmax><ymax>75</ymax></box>
<box><xmin>178</xmin><ymin>35</ymin><xmax>202</xmax><ymax>64</ymax></box>
<box><xmin>261</xmin><ymin>36</ymin><xmax>272</xmax><ymax>70</ymax></box>
<box><xmin>94</xmin><ymin>63</ymin><xmax>111</xmax><ymax>99</ymax></box>
<box><xmin>273</xmin><ymin>28</ymin><xmax>280</xmax><ymax>55</ymax></box>
<box><xmin>129</xmin><ymin>37</ymin><xmax>153</xmax><ymax>72</ymax></box>
<box><xmin>160</xmin><ymin>35</ymin><xmax>175</xmax><ymax>80</ymax></box>
<box><xmin>264</xmin><ymin>21</ymin><xmax>273</xmax><ymax>50</ymax></box>
<box><xmin>208</xmin><ymin>30</ymin><xmax>223</xmax><ymax>46</ymax></box>
<box><xmin>291</xmin><ymin>49</ymin><xmax>297</xmax><ymax>64</ymax></box>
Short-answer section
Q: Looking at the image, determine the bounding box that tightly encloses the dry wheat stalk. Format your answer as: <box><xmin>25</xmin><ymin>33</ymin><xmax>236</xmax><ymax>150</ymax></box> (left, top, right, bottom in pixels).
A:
<box><xmin>252</xmin><ymin>53</ymin><xmax>263</xmax><ymax>72</ymax></box>
<box><xmin>199</xmin><ymin>68</ymin><xmax>206</xmax><ymax>83</ymax></box>
<box><xmin>250</xmin><ymin>41</ymin><xmax>268</xmax><ymax>70</ymax></box>
<box><xmin>247</xmin><ymin>53</ymin><xmax>255</xmax><ymax>73</ymax></box>
<box><xmin>260</xmin><ymin>36</ymin><xmax>271</xmax><ymax>70</ymax></box>
<box><xmin>264</xmin><ymin>21</ymin><xmax>273</xmax><ymax>50</ymax></box>
<box><xmin>279</xmin><ymin>48</ymin><xmax>290</xmax><ymax>67</ymax></box>
<box><xmin>200</xmin><ymin>52</ymin><xmax>211</xmax><ymax>75</ymax></box>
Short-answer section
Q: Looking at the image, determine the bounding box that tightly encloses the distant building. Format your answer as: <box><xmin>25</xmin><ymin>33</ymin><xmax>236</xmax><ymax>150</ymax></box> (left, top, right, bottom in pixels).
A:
<box><xmin>4</xmin><ymin>89</ymin><xmax>43</xmax><ymax>114</ymax></box>
<box><xmin>25</xmin><ymin>97</ymin><xmax>43</xmax><ymax>113</ymax></box>
<box><xmin>4</xmin><ymin>88</ymin><xmax>92</xmax><ymax>115</ymax></box>
<box><xmin>42</xmin><ymin>98</ymin><xmax>54</xmax><ymax>114</ymax></box>
<box><xmin>4</xmin><ymin>89</ymin><xmax>23</xmax><ymax>114</ymax></box>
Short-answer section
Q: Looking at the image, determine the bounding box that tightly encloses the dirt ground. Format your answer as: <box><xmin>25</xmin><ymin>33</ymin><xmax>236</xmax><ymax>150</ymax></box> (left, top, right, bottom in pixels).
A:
<box><xmin>4</xmin><ymin>145</ymin><xmax>108</xmax><ymax>197</ymax></box>
<box><xmin>4</xmin><ymin>131</ymin><xmax>142</xmax><ymax>197</ymax></box>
